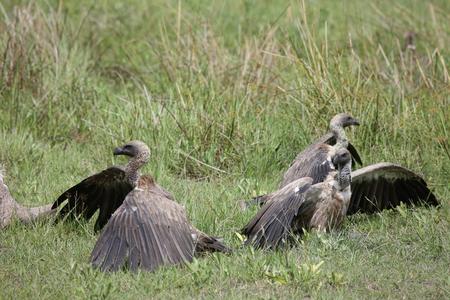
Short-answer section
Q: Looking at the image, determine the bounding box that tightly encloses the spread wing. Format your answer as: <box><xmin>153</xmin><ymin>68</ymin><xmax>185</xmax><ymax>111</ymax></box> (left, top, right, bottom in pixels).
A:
<box><xmin>279</xmin><ymin>143</ymin><xmax>333</xmax><ymax>188</ymax></box>
<box><xmin>90</xmin><ymin>189</ymin><xmax>195</xmax><ymax>272</ymax></box>
<box><xmin>347</xmin><ymin>163</ymin><xmax>439</xmax><ymax>215</ymax></box>
<box><xmin>242</xmin><ymin>178</ymin><xmax>313</xmax><ymax>249</ymax></box>
<box><xmin>51</xmin><ymin>167</ymin><xmax>133</xmax><ymax>231</ymax></box>
<box><xmin>320</xmin><ymin>132</ymin><xmax>362</xmax><ymax>166</ymax></box>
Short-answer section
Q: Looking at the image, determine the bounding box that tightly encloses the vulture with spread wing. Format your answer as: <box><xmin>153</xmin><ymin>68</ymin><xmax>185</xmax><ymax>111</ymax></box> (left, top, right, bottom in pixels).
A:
<box><xmin>243</xmin><ymin>148</ymin><xmax>353</xmax><ymax>249</ymax></box>
<box><xmin>243</xmin><ymin>113</ymin><xmax>360</xmax><ymax>208</ymax></box>
<box><xmin>52</xmin><ymin>141</ymin><xmax>230</xmax><ymax>272</ymax></box>
<box><xmin>242</xmin><ymin>113</ymin><xmax>438</xmax><ymax>214</ymax></box>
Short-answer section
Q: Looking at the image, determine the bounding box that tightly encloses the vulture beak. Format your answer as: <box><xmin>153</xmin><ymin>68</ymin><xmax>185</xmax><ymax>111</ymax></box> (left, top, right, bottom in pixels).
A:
<box><xmin>113</xmin><ymin>147</ymin><xmax>124</xmax><ymax>156</ymax></box>
<box><xmin>114</xmin><ymin>146</ymin><xmax>134</xmax><ymax>157</ymax></box>
<box><xmin>352</xmin><ymin>118</ymin><xmax>360</xmax><ymax>126</ymax></box>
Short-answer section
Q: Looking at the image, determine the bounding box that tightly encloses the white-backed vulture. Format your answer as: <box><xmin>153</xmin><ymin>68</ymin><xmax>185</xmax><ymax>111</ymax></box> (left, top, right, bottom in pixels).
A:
<box><xmin>52</xmin><ymin>141</ymin><xmax>230</xmax><ymax>272</ymax></box>
<box><xmin>243</xmin><ymin>113</ymin><xmax>360</xmax><ymax>208</ymax></box>
<box><xmin>52</xmin><ymin>141</ymin><xmax>176</xmax><ymax>231</ymax></box>
<box><xmin>279</xmin><ymin>113</ymin><xmax>361</xmax><ymax>187</ymax></box>
<box><xmin>242</xmin><ymin>148</ymin><xmax>353</xmax><ymax>249</ymax></box>
<box><xmin>242</xmin><ymin>113</ymin><xmax>438</xmax><ymax>214</ymax></box>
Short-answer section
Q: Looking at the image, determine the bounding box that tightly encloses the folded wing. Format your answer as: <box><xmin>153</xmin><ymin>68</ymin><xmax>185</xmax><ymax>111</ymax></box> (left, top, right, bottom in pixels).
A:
<box><xmin>280</xmin><ymin>144</ymin><xmax>333</xmax><ymax>188</ymax></box>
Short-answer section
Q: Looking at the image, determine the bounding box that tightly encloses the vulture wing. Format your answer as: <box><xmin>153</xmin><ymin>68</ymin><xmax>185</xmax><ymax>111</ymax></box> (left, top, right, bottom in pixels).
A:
<box><xmin>347</xmin><ymin>163</ymin><xmax>439</xmax><ymax>215</ymax></box>
<box><xmin>90</xmin><ymin>188</ymin><xmax>195</xmax><ymax>272</ymax></box>
<box><xmin>242</xmin><ymin>132</ymin><xmax>362</xmax><ymax>210</ymax></box>
<box><xmin>279</xmin><ymin>144</ymin><xmax>334</xmax><ymax>188</ymax></box>
<box><xmin>241</xmin><ymin>144</ymin><xmax>333</xmax><ymax>209</ymax></box>
<box><xmin>242</xmin><ymin>177</ymin><xmax>313</xmax><ymax>249</ymax></box>
<box><xmin>347</xmin><ymin>142</ymin><xmax>363</xmax><ymax>166</ymax></box>
<box><xmin>52</xmin><ymin>166</ymin><xmax>133</xmax><ymax>231</ymax></box>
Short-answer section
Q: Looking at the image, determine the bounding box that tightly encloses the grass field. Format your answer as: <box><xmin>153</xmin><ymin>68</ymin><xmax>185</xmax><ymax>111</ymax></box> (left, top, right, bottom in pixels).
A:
<box><xmin>0</xmin><ymin>0</ymin><xmax>449</xmax><ymax>299</ymax></box>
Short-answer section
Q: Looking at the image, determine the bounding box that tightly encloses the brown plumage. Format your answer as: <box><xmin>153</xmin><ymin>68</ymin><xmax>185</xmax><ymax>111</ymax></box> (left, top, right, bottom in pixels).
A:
<box><xmin>53</xmin><ymin>141</ymin><xmax>232</xmax><ymax>272</ymax></box>
<box><xmin>91</xmin><ymin>176</ymin><xmax>230</xmax><ymax>272</ymax></box>
<box><xmin>244</xmin><ymin>113</ymin><xmax>360</xmax><ymax>208</ymax></box>
<box><xmin>242</xmin><ymin>113</ymin><xmax>439</xmax><ymax>214</ymax></box>
<box><xmin>242</xmin><ymin>149</ymin><xmax>353</xmax><ymax>249</ymax></box>
<box><xmin>279</xmin><ymin>113</ymin><xmax>361</xmax><ymax>188</ymax></box>
<box><xmin>90</xmin><ymin>178</ymin><xmax>194</xmax><ymax>272</ymax></box>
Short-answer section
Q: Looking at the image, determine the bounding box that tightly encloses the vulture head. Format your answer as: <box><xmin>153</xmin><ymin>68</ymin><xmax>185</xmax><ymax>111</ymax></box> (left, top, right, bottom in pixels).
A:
<box><xmin>332</xmin><ymin>148</ymin><xmax>352</xmax><ymax>167</ymax></box>
<box><xmin>330</xmin><ymin>113</ymin><xmax>360</xmax><ymax>129</ymax></box>
<box><xmin>114</xmin><ymin>140</ymin><xmax>150</xmax><ymax>163</ymax></box>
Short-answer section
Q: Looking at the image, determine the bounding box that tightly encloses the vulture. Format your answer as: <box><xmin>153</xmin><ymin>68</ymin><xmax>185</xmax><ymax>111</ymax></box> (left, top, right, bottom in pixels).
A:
<box><xmin>52</xmin><ymin>140</ymin><xmax>231</xmax><ymax>272</ymax></box>
<box><xmin>243</xmin><ymin>113</ymin><xmax>360</xmax><ymax>208</ymax></box>
<box><xmin>242</xmin><ymin>148</ymin><xmax>353</xmax><ymax>249</ymax></box>
<box><xmin>279</xmin><ymin>113</ymin><xmax>361</xmax><ymax>188</ymax></box>
<box><xmin>242</xmin><ymin>113</ymin><xmax>439</xmax><ymax>214</ymax></box>
<box><xmin>0</xmin><ymin>169</ymin><xmax>54</xmax><ymax>229</ymax></box>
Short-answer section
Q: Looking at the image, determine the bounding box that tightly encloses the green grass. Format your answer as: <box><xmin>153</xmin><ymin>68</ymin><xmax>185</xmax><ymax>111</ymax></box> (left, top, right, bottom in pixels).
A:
<box><xmin>0</xmin><ymin>0</ymin><xmax>449</xmax><ymax>299</ymax></box>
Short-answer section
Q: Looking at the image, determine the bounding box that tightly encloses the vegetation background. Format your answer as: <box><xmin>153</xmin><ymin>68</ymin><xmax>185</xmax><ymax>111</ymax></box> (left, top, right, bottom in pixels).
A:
<box><xmin>0</xmin><ymin>0</ymin><xmax>449</xmax><ymax>298</ymax></box>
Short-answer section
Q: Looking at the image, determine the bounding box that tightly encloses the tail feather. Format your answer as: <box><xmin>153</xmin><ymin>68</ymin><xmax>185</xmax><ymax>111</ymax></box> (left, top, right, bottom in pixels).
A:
<box><xmin>238</xmin><ymin>194</ymin><xmax>268</xmax><ymax>210</ymax></box>
<box><xmin>194</xmin><ymin>231</ymin><xmax>232</xmax><ymax>254</ymax></box>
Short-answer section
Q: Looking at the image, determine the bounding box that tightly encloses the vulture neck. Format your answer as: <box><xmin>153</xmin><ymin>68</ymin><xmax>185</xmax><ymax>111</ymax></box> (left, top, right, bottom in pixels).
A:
<box><xmin>336</xmin><ymin>162</ymin><xmax>352</xmax><ymax>190</ymax></box>
<box><xmin>124</xmin><ymin>153</ymin><xmax>150</xmax><ymax>187</ymax></box>
<box><xmin>330</xmin><ymin>124</ymin><xmax>348</xmax><ymax>150</ymax></box>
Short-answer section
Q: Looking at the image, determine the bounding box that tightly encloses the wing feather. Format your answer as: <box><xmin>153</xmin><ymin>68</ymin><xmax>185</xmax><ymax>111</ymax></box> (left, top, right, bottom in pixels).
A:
<box><xmin>52</xmin><ymin>167</ymin><xmax>133</xmax><ymax>231</ymax></box>
<box><xmin>279</xmin><ymin>144</ymin><xmax>332</xmax><ymax>188</ymax></box>
<box><xmin>90</xmin><ymin>189</ymin><xmax>195</xmax><ymax>272</ymax></box>
<box><xmin>348</xmin><ymin>182</ymin><xmax>362</xmax><ymax>213</ymax></box>
<box><xmin>357</xmin><ymin>181</ymin><xmax>373</xmax><ymax>213</ymax></box>
<box><xmin>242</xmin><ymin>178</ymin><xmax>313</xmax><ymax>249</ymax></box>
<box><xmin>348</xmin><ymin>163</ymin><xmax>439</xmax><ymax>215</ymax></box>
<box><xmin>347</xmin><ymin>142</ymin><xmax>363</xmax><ymax>166</ymax></box>
<box><xmin>387</xmin><ymin>182</ymin><xmax>398</xmax><ymax>208</ymax></box>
